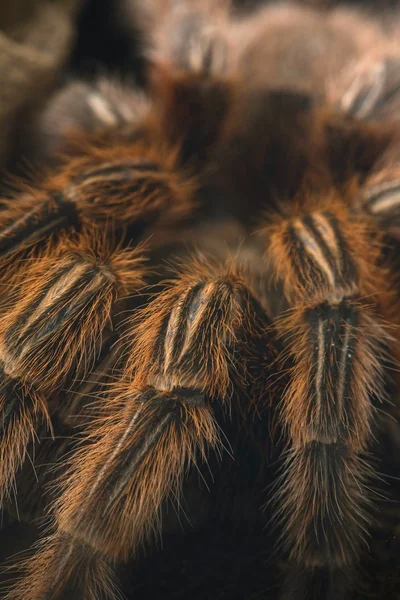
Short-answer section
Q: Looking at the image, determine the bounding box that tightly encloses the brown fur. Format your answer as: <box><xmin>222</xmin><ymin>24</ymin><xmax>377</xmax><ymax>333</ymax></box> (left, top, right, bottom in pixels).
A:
<box><xmin>259</xmin><ymin>195</ymin><xmax>397</xmax><ymax>569</ymax></box>
<box><xmin>3</xmin><ymin>255</ymin><xmax>282</xmax><ymax>598</ymax></box>
<box><xmin>264</xmin><ymin>195</ymin><xmax>382</xmax><ymax>302</ymax></box>
<box><xmin>0</xmin><ymin>231</ymin><xmax>144</xmax><ymax>389</ymax></box>
<box><xmin>0</xmin><ymin>231</ymin><xmax>144</xmax><ymax>505</ymax></box>
<box><xmin>3</xmin><ymin>3</ymin><xmax>400</xmax><ymax>599</ymax></box>
<box><xmin>47</xmin><ymin>139</ymin><xmax>197</xmax><ymax>232</ymax></box>
<box><xmin>0</xmin><ymin>76</ymin><xmax>199</xmax><ymax>271</ymax></box>
<box><xmin>6</xmin><ymin>534</ymin><xmax>120</xmax><ymax>600</ymax></box>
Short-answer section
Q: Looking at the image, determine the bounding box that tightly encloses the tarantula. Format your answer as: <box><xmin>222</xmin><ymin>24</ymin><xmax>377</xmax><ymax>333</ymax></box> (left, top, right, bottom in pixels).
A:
<box><xmin>1</xmin><ymin>1</ymin><xmax>400</xmax><ymax>599</ymax></box>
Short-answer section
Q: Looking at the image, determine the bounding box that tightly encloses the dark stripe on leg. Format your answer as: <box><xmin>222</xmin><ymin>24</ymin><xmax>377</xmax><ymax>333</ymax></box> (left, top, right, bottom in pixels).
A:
<box><xmin>0</xmin><ymin>193</ymin><xmax>78</xmax><ymax>257</ymax></box>
<box><xmin>71</xmin><ymin>160</ymin><xmax>161</xmax><ymax>183</ymax></box>
<box><xmin>305</xmin><ymin>299</ymin><xmax>358</xmax><ymax>440</ymax></box>
<box><xmin>102</xmin><ymin>387</ymin><xmax>205</xmax><ymax>512</ymax></box>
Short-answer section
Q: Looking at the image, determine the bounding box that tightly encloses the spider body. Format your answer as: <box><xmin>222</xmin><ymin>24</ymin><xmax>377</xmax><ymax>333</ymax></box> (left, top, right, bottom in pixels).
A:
<box><xmin>1</xmin><ymin>2</ymin><xmax>400</xmax><ymax>599</ymax></box>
